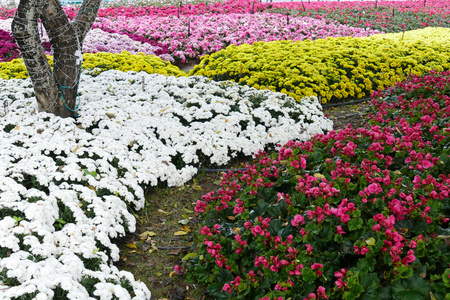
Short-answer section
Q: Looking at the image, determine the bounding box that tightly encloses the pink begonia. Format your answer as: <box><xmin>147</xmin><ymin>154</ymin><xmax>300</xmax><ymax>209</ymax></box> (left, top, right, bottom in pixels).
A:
<box><xmin>222</xmin><ymin>283</ymin><xmax>232</xmax><ymax>293</ymax></box>
<box><xmin>336</xmin><ymin>225</ymin><xmax>346</xmax><ymax>235</ymax></box>
<box><xmin>291</xmin><ymin>214</ymin><xmax>305</xmax><ymax>227</ymax></box>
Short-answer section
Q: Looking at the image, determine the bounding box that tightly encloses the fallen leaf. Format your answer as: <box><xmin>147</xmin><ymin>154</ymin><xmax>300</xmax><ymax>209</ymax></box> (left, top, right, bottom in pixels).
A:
<box><xmin>174</xmin><ymin>231</ymin><xmax>188</xmax><ymax>236</ymax></box>
<box><xmin>182</xmin><ymin>253</ymin><xmax>197</xmax><ymax>261</ymax></box>
<box><xmin>14</xmin><ymin>126</ymin><xmax>19</xmax><ymax>130</ymax></box>
<box><xmin>139</xmin><ymin>231</ymin><xmax>156</xmax><ymax>240</ymax></box>
<box><xmin>191</xmin><ymin>184</ymin><xmax>202</xmax><ymax>191</ymax></box>
<box><xmin>178</xmin><ymin>219</ymin><xmax>190</xmax><ymax>225</ymax></box>
<box><xmin>125</xmin><ymin>243</ymin><xmax>137</xmax><ymax>249</ymax></box>
<box><xmin>169</xmin><ymin>249</ymin><xmax>181</xmax><ymax>255</ymax></box>
<box><xmin>227</xmin><ymin>216</ymin><xmax>235</xmax><ymax>221</ymax></box>
<box><xmin>181</xmin><ymin>225</ymin><xmax>191</xmax><ymax>232</ymax></box>
<box><xmin>157</xmin><ymin>209</ymin><xmax>169</xmax><ymax>214</ymax></box>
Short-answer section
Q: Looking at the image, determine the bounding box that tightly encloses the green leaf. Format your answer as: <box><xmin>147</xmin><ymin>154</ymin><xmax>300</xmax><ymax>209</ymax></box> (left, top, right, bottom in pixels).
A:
<box><xmin>182</xmin><ymin>253</ymin><xmax>197</xmax><ymax>261</ymax></box>
<box><xmin>319</xmin><ymin>224</ymin><xmax>334</xmax><ymax>242</ymax></box>
<box><xmin>348</xmin><ymin>217</ymin><xmax>363</xmax><ymax>231</ymax></box>
<box><xmin>347</xmin><ymin>182</ymin><xmax>358</xmax><ymax>191</ymax></box>
<box><xmin>359</xmin><ymin>272</ymin><xmax>380</xmax><ymax>295</ymax></box>
<box><xmin>443</xmin><ymin>269</ymin><xmax>450</xmax><ymax>287</ymax></box>
<box><xmin>216</xmin><ymin>269</ymin><xmax>233</xmax><ymax>284</ymax></box>
<box><xmin>366</xmin><ymin>237</ymin><xmax>376</xmax><ymax>246</ymax></box>
<box><xmin>392</xmin><ymin>275</ymin><xmax>431</xmax><ymax>299</ymax></box>
<box><xmin>347</xmin><ymin>274</ymin><xmax>364</xmax><ymax>297</ymax></box>
<box><xmin>82</xmin><ymin>169</ymin><xmax>98</xmax><ymax>178</ymax></box>
<box><xmin>357</xmin><ymin>257</ymin><xmax>376</xmax><ymax>272</ymax></box>
<box><xmin>302</xmin><ymin>268</ymin><xmax>316</xmax><ymax>284</ymax></box>
<box><xmin>268</xmin><ymin>219</ymin><xmax>283</xmax><ymax>236</ymax></box>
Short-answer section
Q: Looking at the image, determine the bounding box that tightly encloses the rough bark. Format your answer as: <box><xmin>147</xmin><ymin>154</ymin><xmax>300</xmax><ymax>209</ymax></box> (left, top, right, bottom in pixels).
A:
<box><xmin>12</xmin><ymin>0</ymin><xmax>102</xmax><ymax>118</ymax></box>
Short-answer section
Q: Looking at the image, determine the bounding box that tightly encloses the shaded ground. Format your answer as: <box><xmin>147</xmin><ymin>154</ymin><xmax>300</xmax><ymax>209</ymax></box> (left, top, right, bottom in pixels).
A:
<box><xmin>114</xmin><ymin>96</ymin><xmax>372</xmax><ymax>300</ymax></box>
<box><xmin>323</xmin><ymin>99</ymin><xmax>371</xmax><ymax>131</ymax></box>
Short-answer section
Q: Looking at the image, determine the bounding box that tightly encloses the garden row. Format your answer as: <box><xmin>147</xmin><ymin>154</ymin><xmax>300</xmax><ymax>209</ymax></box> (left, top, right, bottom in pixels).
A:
<box><xmin>0</xmin><ymin>69</ymin><xmax>331</xmax><ymax>298</ymax></box>
<box><xmin>269</xmin><ymin>0</ymin><xmax>450</xmax><ymax>32</ymax></box>
<box><xmin>185</xmin><ymin>70</ymin><xmax>450</xmax><ymax>300</ymax></box>
<box><xmin>0</xmin><ymin>12</ymin><xmax>380</xmax><ymax>64</ymax></box>
<box><xmin>189</xmin><ymin>27</ymin><xmax>450</xmax><ymax>103</ymax></box>
<box><xmin>1</xmin><ymin>0</ymin><xmax>450</xmax><ymax>65</ymax></box>
<box><xmin>2</xmin><ymin>26</ymin><xmax>449</xmax><ymax>105</ymax></box>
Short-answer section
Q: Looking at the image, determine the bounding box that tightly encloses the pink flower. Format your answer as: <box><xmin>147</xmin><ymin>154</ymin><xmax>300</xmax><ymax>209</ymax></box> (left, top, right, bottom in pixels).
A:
<box><xmin>200</xmin><ymin>226</ymin><xmax>212</xmax><ymax>236</ymax></box>
<box><xmin>292</xmin><ymin>214</ymin><xmax>305</xmax><ymax>227</ymax></box>
<box><xmin>367</xmin><ymin>182</ymin><xmax>382</xmax><ymax>195</ymax></box>
<box><xmin>317</xmin><ymin>286</ymin><xmax>328</xmax><ymax>299</ymax></box>
<box><xmin>336</xmin><ymin>225</ymin><xmax>346</xmax><ymax>235</ymax></box>
<box><xmin>222</xmin><ymin>283</ymin><xmax>232</xmax><ymax>293</ymax></box>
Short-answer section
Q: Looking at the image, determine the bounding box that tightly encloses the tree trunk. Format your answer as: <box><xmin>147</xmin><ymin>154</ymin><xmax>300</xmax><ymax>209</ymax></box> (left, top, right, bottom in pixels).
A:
<box><xmin>12</xmin><ymin>0</ymin><xmax>102</xmax><ymax>118</ymax></box>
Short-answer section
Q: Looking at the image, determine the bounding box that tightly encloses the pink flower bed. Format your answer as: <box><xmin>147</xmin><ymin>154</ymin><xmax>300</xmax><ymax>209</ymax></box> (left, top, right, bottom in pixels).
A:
<box><xmin>93</xmin><ymin>13</ymin><xmax>380</xmax><ymax>63</ymax></box>
<box><xmin>184</xmin><ymin>70</ymin><xmax>450</xmax><ymax>299</ymax></box>
<box><xmin>82</xmin><ymin>28</ymin><xmax>173</xmax><ymax>61</ymax></box>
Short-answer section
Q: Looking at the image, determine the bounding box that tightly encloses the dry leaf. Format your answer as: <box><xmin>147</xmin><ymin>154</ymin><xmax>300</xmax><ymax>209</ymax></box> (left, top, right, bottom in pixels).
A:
<box><xmin>72</xmin><ymin>145</ymin><xmax>82</xmax><ymax>153</ymax></box>
<box><xmin>139</xmin><ymin>231</ymin><xmax>156</xmax><ymax>240</ymax></box>
<box><xmin>181</xmin><ymin>225</ymin><xmax>190</xmax><ymax>232</ymax></box>
<box><xmin>125</xmin><ymin>243</ymin><xmax>137</xmax><ymax>249</ymax></box>
<box><xmin>174</xmin><ymin>231</ymin><xmax>188</xmax><ymax>236</ymax></box>
<box><xmin>169</xmin><ymin>249</ymin><xmax>181</xmax><ymax>255</ymax></box>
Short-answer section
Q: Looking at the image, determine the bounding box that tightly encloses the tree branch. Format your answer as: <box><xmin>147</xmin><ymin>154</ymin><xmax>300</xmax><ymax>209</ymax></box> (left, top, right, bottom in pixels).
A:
<box><xmin>73</xmin><ymin>0</ymin><xmax>102</xmax><ymax>42</ymax></box>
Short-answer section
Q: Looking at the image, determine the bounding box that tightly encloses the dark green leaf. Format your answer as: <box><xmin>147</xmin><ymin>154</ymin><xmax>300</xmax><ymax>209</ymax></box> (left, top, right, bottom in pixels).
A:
<box><xmin>391</xmin><ymin>275</ymin><xmax>431</xmax><ymax>299</ymax></box>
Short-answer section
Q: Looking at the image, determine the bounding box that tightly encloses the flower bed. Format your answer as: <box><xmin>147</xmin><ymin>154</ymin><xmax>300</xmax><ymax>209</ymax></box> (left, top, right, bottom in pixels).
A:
<box><xmin>271</xmin><ymin>0</ymin><xmax>450</xmax><ymax>33</ymax></box>
<box><xmin>0</xmin><ymin>18</ymin><xmax>172</xmax><ymax>63</ymax></box>
<box><xmin>93</xmin><ymin>12</ymin><xmax>380</xmax><ymax>63</ymax></box>
<box><xmin>0</xmin><ymin>51</ymin><xmax>184</xmax><ymax>79</ymax></box>
<box><xmin>0</xmin><ymin>70</ymin><xmax>331</xmax><ymax>299</ymax></box>
<box><xmin>190</xmin><ymin>27</ymin><xmax>450</xmax><ymax>104</ymax></box>
<box><xmin>185</xmin><ymin>70</ymin><xmax>450</xmax><ymax>300</ymax></box>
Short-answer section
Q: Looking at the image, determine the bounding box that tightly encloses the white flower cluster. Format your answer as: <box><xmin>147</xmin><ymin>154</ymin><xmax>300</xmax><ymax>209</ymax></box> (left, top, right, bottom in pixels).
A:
<box><xmin>0</xmin><ymin>70</ymin><xmax>332</xmax><ymax>299</ymax></box>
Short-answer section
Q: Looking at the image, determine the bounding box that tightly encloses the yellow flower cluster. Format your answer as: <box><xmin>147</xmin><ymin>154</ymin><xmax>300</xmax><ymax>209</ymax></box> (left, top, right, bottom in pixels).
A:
<box><xmin>0</xmin><ymin>51</ymin><xmax>184</xmax><ymax>80</ymax></box>
<box><xmin>189</xmin><ymin>27</ymin><xmax>450</xmax><ymax>104</ymax></box>
<box><xmin>82</xmin><ymin>51</ymin><xmax>185</xmax><ymax>77</ymax></box>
